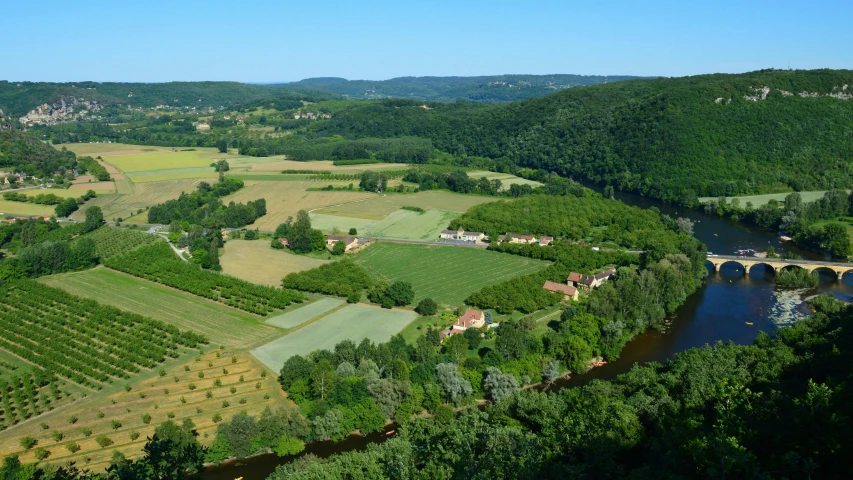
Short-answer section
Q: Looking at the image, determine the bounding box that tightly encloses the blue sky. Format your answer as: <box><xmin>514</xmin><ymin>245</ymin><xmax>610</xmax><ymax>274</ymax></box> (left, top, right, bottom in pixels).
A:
<box><xmin>4</xmin><ymin>0</ymin><xmax>851</xmax><ymax>82</ymax></box>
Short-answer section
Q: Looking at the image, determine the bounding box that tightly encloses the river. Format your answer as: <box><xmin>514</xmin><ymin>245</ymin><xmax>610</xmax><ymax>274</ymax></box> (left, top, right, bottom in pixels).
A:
<box><xmin>204</xmin><ymin>191</ymin><xmax>853</xmax><ymax>479</ymax></box>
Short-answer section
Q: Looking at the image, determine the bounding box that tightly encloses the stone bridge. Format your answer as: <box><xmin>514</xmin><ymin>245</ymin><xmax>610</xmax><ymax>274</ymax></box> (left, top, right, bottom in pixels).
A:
<box><xmin>707</xmin><ymin>255</ymin><xmax>853</xmax><ymax>279</ymax></box>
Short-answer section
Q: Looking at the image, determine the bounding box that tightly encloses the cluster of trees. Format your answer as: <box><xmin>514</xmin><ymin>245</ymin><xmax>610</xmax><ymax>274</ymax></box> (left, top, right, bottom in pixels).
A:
<box><xmin>704</xmin><ymin>189</ymin><xmax>852</xmax><ymax>258</ymax></box>
<box><xmin>275</xmin><ymin>322</ymin><xmax>556</xmax><ymax>446</ymax></box>
<box><xmin>272</xmin><ymin>210</ymin><xmax>326</xmax><ymax>254</ymax></box>
<box><xmin>366</xmin><ymin>281</ymin><xmax>415</xmax><ymax>308</ymax></box>
<box><xmin>0</xmin><ymin>280</ymin><xmax>207</xmax><ymax>389</ymax></box>
<box><xmin>0</xmin><ymin>129</ymin><xmax>76</xmax><ymax>177</ymax></box>
<box><xmin>104</xmin><ymin>242</ymin><xmax>303</xmax><ymax>315</ymax></box>
<box><xmin>0</xmin><ymin>210</ymin><xmax>103</xmax><ymax>278</ymax></box>
<box><xmin>260</xmin><ymin>296</ymin><xmax>853</xmax><ymax>479</ymax></box>
<box><xmin>76</xmin><ymin>156</ymin><xmax>111</xmax><ymax>181</ymax></box>
<box><xmin>282</xmin><ymin>260</ymin><xmax>374</xmax><ymax>302</ymax></box>
<box><xmin>147</xmin><ymin>178</ymin><xmax>266</xmax><ymax>228</ymax></box>
<box><xmin>452</xmin><ymin>194</ymin><xmax>685</xmax><ymax>249</ymax></box>
<box><xmin>236</xmin><ymin>136</ymin><xmax>432</xmax><ymax>163</ymax></box>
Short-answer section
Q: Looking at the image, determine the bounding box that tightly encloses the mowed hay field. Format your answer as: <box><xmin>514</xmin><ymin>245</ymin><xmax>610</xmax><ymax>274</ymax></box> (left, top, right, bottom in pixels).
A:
<box><xmin>252</xmin><ymin>305</ymin><xmax>416</xmax><ymax>371</ymax></box>
<box><xmin>353</xmin><ymin>243</ymin><xmax>551</xmax><ymax>307</ymax></box>
<box><xmin>222</xmin><ymin>181</ymin><xmax>374</xmax><ymax>231</ymax></box>
<box><xmin>58</xmin><ymin>143</ymin><xmax>245</xmax><ymax>173</ymax></box>
<box><xmin>0</xmin><ymin>350</ymin><xmax>284</xmax><ymax>473</ymax></box>
<box><xmin>220</xmin><ymin>240</ymin><xmax>329</xmax><ymax>286</ymax></box>
<box><xmin>40</xmin><ymin>267</ymin><xmax>284</xmax><ymax>350</ymax></box>
<box><xmin>0</xmin><ymin>199</ymin><xmax>54</xmax><ymax>216</ymax></box>
<box><xmin>698</xmin><ymin>190</ymin><xmax>834</xmax><ymax>206</ymax></box>
<box><xmin>467</xmin><ymin>170</ymin><xmax>543</xmax><ymax>190</ymax></box>
<box><xmin>314</xmin><ymin>190</ymin><xmax>497</xmax><ymax>220</ymax></box>
<box><xmin>70</xmin><ymin>178</ymin><xmax>205</xmax><ymax>221</ymax></box>
<box><xmin>312</xmin><ymin>208</ymin><xmax>460</xmax><ymax>241</ymax></box>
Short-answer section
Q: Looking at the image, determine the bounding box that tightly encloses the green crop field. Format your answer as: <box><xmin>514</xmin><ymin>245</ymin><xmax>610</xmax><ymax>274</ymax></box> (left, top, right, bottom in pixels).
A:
<box><xmin>698</xmin><ymin>190</ymin><xmax>836</xmax><ymax>206</ymax></box>
<box><xmin>264</xmin><ymin>298</ymin><xmax>345</xmax><ymax>328</ymax></box>
<box><xmin>251</xmin><ymin>305</ymin><xmax>416</xmax><ymax>371</ymax></box>
<box><xmin>353</xmin><ymin>243</ymin><xmax>551</xmax><ymax>307</ymax></box>
<box><xmin>40</xmin><ymin>267</ymin><xmax>283</xmax><ymax>350</ymax></box>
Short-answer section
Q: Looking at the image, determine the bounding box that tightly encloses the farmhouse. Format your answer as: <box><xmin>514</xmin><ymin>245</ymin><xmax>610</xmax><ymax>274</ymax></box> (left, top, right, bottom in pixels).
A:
<box><xmin>278</xmin><ymin>237</ymin><xmax>289</xmax><ymax>248</ymax></box>
<box><xmin>497</xmin><ymin>232</ymin><xmax>538</xmax><ymax>244</ymax></box>
<box><xmin>567</xmin><ymin>267</ymin><xmax>616</xmax><ymax>290</ymax></box>
<box><xmin>326</xmin><ymin>235</ymin><xmax>359</xmax><ymax>252</ymax></box>
<box><xmin>538</xmin><ymin>236</ymin><xmax>553</xmax><ymax>246</ymax></box>
<box><xmin>439</xmin><ymin>227</ymin><xmax>486</xmax><ymax>244</ymax></box>
<box><xmin>542</xmin><ymin>280</ymin><xmax>578</xmax><ymax>301</ymax></box>
<box><xmin>439</xmin><ymin>308</ymin><xmax>486</xmax><ymax>340</ymax></box>
<box><xmin>195</xmin><ymin>123</ymin><xmax>211</xmax><ymax>131</ymax></box>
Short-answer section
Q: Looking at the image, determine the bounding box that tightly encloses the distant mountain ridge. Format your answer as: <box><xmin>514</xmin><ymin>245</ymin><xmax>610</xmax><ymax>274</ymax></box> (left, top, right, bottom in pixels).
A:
<box><xmin>272</xmin><ymin>74</ymin><xmax>644</xmax><ymax>102</ymax></box>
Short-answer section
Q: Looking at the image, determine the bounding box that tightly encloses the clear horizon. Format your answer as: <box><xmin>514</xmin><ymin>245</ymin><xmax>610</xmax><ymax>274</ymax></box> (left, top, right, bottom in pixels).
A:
<box><xmin>6</xmin><ymin>0</ymin><xmax>852</xmax><ymax>83</ymax></box>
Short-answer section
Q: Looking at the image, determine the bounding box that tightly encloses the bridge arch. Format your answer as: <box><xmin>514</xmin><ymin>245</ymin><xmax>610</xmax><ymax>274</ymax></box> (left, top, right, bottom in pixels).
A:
<box><xmin>746</xmin><ymin>262</ymin><xmax>777</xmax><ymax>275</ymax></box>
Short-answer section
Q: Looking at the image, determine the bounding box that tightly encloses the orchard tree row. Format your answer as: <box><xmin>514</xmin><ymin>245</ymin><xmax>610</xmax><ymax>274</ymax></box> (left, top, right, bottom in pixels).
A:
<box><xmin>0</xmin><ymin>280</ymin><xmax>207</xmax><ymax>389</ymax></box>
<box><xmin>104</xmin><ymin>242</ymin><xmax>303</xmax><ymax>315</ymax></box>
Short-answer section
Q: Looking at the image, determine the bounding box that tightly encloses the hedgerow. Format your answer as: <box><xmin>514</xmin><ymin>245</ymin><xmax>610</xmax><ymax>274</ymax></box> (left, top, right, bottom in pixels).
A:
<box><xmin>104</xmin><ymin>242</ymin><xmax>303</xmax><ymax>314</ymax></box>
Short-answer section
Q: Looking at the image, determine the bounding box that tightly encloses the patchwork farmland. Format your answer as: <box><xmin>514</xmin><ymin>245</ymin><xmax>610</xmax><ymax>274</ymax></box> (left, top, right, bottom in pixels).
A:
<box><xmin>353</xmin><ymin>242</ymin><xmax>551</xmax><ymax>307</ymax></box>
<box><xmin>40</xmin><ymin>267</ymin><xmax>284</xmax><ymax>350</ymax></box>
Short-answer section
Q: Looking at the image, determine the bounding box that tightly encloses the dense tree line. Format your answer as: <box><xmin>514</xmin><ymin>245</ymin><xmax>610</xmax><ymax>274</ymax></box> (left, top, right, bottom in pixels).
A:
<box><xmin>282</xmin><ymin>260</ymin><xmax>375</xmax><ymax>302</ymax></box>
<box><xmin>310</xmin><ymin>69</ymin><xmax>853</xmax><ymax>202</ymax></box>
<box><xmin>147</xmin><ymin>178</ymin><xmax>266</xmax><ymax>228</ymax></box>
<box><xmin>235</xmin><ymin>135</ymin><xmax>432</xmax><ymax>163</ymax></box>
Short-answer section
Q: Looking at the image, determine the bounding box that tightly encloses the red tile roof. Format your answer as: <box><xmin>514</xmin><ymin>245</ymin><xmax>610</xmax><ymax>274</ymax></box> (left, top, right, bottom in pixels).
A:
<box><xmin>543</xmin><ymin>281</ymin><xmax>577</xmax><ymax>296</ymax></box>
<box><xmin>455</xmin><ymin>308</ymin><xmax>484</xmax><ymax>328</ymax></box>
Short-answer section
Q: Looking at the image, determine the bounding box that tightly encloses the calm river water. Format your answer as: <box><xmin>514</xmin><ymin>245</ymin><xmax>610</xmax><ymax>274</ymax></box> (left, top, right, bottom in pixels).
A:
<box><xmin>204</xmin><ymin>191</ymin><xmax>853</xmax><ymax>479</ymax></box>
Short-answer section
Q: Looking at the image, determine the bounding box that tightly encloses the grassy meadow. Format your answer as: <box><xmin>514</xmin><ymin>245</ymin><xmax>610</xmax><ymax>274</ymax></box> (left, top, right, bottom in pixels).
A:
<box><xmin>353</xmin><ymin>242</ymin><xmax>551</xmax><ymax>307</ymax></box>
<box><xmin>698</xmin><ymin>190</ymin><xmax>833</xmax><ymax>206</ymax></box>
<box><xmin>40</xmin><ymin>267</ymin><xmax>284</xmax><ymax>350</ymax></box>
<box><xmin>0</xmin><ymin>199</ymin><xmax>55</xmax><ymax>216</ymax></box>
<box><xmin>220</xmin><ymin>239</ymin><xmax>329</xmax><ymax>286</ymax></box>
<box><xmin>251</xmin><ymin>305</ymin><xmax>416</xmax><ymax>371</ymax></box>
<box><xmin>0</xmin><ymin>350</ymin><xmax>283</xmax><ymax>473</ymax></box>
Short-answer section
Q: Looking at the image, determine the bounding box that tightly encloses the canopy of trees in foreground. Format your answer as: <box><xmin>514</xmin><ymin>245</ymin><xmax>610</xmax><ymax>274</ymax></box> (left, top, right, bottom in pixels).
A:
<box><xmin>4</xmin><ymin>296</ymin><xmax>851</xmax><ymax>479</ymax></box>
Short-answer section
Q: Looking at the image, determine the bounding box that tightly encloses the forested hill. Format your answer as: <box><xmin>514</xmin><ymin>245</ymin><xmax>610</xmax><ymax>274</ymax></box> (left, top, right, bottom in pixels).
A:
<box><xmin>0</xmin><ymin>129</ymin><xmax>76</xmax><ymax>176</ymax></box>
<box><xmin>311</xmin><ymin>69</ymin><xmax>853</xmax><ymax>202</ymax></box>
<box><xmin>0</xmin><ymin>81</ymin><xmax>290</xmax><ymax>117</ymax></box>
<box><xmin>272</xmin><ymin>74</ymin><xmax>641</xmax><ymax>102</ymax></box>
